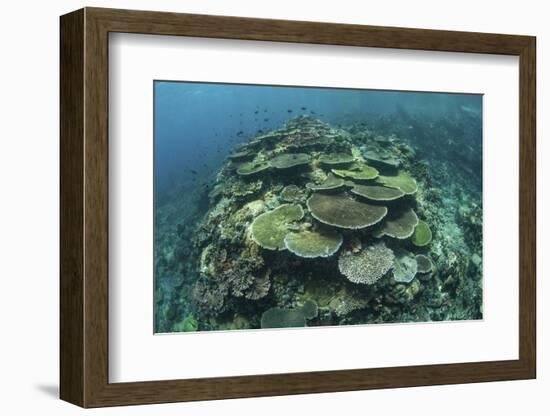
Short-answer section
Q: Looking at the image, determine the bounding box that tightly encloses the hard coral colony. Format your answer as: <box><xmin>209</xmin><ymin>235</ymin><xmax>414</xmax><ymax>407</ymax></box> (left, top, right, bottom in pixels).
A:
<box><xmin>156</xmin><ymin>113</ymin><xmax>483</xmax><ymax>333</ymax></box>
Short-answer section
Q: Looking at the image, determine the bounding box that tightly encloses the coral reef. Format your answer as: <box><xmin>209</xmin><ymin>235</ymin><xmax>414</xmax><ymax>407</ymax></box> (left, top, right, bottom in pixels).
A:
<box><xmin>280</xmin><ymin>185</ymin><xmax>308</xmax><ymax>202</ymax></box>
<box><xmin>250</xmin><ymin>204</ymin><xmax>304</xmax><ymax>250</ymax></box>
<box><xmin>237</xmin><ymin>160</ymin><xmax>270</xmax><ymax>176</ymax></box>
<box><xmin>363</xmin><ymin>147</ymin><xmax>400</xmax><ymax>168</ymax></box>
<box><xmin>377</xmin><ymin>207</ymin><xmax>419</xmax><ymax>239</ymax></box>
<box><xmin>284</xmin><ymin>229</ymin><xmax>343</xmax><ymax>258</ymax></box>
<box><xmin>338</xmin><ymin>242</ymin><xmax>395</xmax><ymax>285</ymax></box>
<box><xmin>155</xmin><ymin>113</ymin><xmax>483</xmax><ymax>332</ymax></box>
<box><xmin>332</xmin><ymin>162</ymin><xmax>379</xmax><ymax>180</ymax></box>
<box><xmin>173</xmin><ymin>315</ymin><xmax>199</xmax><ymax>332</ymax></box>
<box><xmin>319</xmin><ymin>152</ymin><xmax>356</xmax><ymax>165</ymax></box>
<box><xmin>412</xmin><ymin>221</ymin><xmax>433</xmax><ymax>246</ymax></box>
<box><xmin>306</xmin><ymin>173</ymin><xmax>345</xmax><ymax>191</ymax></box>
<box><xmin>307</xmin><ymin>192</ymin><xmax>388</xmax><ymax>229</ymax></box>
<box><xmin>261</xmin><ymin>300</ymin><xmax>319</xmax><ymax>328</ymax></box>
<box><xmin>415</xmin><ymin>254</ymin><xmax>433</xmax><ymax>273</ymax></box>
<box><xmin>270</xmin><ymin>153</ymin><xmax>311</xmax><ymax>169</ymax></box>
<box><xmin>392</xmin><ymin>249</ymin><xmax>418</xmax><ymax>283</ymax></box>
<box><xmin>376</xmin><ymin>172</ymin><xmax>418</xmax><ymax>194</ymax></box>
<box><xmin>350</xmin><ymin>184</ymin><xmax>405</xmax><ymax>201</ymax></box>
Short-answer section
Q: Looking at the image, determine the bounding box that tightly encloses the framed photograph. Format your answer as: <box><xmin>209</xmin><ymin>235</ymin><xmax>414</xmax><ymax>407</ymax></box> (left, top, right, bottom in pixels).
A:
<box><xmin>60</xmin><ymin>7</ymin><xmax>536</xmax><ymax>408</ymax></box>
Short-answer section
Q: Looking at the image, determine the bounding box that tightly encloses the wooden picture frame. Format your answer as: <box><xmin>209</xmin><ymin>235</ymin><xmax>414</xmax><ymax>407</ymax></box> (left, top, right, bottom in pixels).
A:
<box><xmin>60</xmin><ymin>7</ymin><xmax>536</xmax><ymax>408</ymax></box>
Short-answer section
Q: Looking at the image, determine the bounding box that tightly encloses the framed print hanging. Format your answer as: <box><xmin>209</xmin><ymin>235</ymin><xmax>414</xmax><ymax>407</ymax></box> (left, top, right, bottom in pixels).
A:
<box><xmin>60</xmin><ymin>7</ymin><xmax>536</xmax><ymax>407</ymax></box>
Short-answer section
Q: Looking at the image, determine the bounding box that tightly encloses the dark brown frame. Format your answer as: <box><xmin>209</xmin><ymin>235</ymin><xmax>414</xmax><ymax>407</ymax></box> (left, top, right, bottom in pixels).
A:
<box><xmin>60</xmin><ymin>7</ymin><xmax>536</xmax><ymax>408</ymax></box>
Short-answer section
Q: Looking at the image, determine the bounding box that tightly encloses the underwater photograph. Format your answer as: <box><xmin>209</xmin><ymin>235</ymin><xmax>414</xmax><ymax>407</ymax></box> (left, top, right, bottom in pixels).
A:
<box><xmin>154</xmin><ymin>81</ymin><xmax>483</xmax><ymax>333</ymax></box>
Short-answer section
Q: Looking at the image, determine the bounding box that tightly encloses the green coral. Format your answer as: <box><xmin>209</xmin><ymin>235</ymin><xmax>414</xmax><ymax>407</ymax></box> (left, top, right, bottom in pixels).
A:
<box><xmin>236</xmin><ymin>160</ymin><xmax>270</xmax><ymax>176</ymax></box>
<box><xmin>376</xmin><ymin>171</ymin><xmax>417</xmax><ymax>194</ymax></box>
<box><xmin>301</xmin><ymin>299</ymin><xmax>319</xmax><ymax>319</ymax></box>
<box><xmin>350</xmin><ymin>184</ymin><xmax>405</xmax><ymax>201</ymax></box>
<box><xmin>332</xmin><ymin>162</ymin><xmax>379</xmax><ymax>180</ymax></box>
<box><xmin>298</xmin><ymin>279</ymin><xmax>336</xmax><ymax>309</ymax></box>
<box><xmin>363</xmin><ymin>149</ymin><xmax>400</xmax><ymax>168</ymax></box>
<box><xmin>306</xmin><ymin>173</ymin><xmax>346</xmax><ymax>191</ymax></box>
<box><xmin>415</xmin><ymin>254</ymin><xmax>433</xmax><ymax>273</ymax></box>
<box><xmin>228</xmin><ymin>149</ymin><xmax>253</xmax><ymax>161</ymax></box>
<box><xmin>307</xmin><ymin>192</ymin><xmax>387</xmax><ymax>229</ymax></box>
<box><xmin>260</xmin><ymin>300</ymin><xmax>318</xmax><ymax>328</ymax></box>
<box><xmin>377</xmin><ymin>207</ymin><xmax>419</xmax><ymax>239</ymax></box>
<box><xmin>284</xmin><ymin>228</ymin><xmax>343</xmax><ymax>258</ymax></box>
<box><xmin>270</xmin><ymin>153</ymin><xmax>311</xmax><ymax>169</ymax></box>
<box><xmin>319</xmin><ymin>152</ymin><xmax>355</xmax><ymax>165</ymax></box>
<box><xmin>250</xmin><ymin>204</ymin><xmax>304</xmax><ymax>250</ymax></box>
<box><xmin>173</xmin><ymin>315</ymin><xmax>199</xmax><ymax>332</ymax></box>
<box><xmin>232</xmin><ymin>179</ymin><xmax>263</xmax><ymax>197</ymax></box>
<box><xmin>392</xmin><ymin>249</ymin><xmax>418</xmax><ymax>283</ymax></box>
<box><xmin>412</xmin><ymin>221</ymin><xmax>432</xmax><ymax>246</ymax></box>
<box><xmin>280</xmin><ymin>184</ymin><xmax>307</xmax><ymax>202</ymax></box>
<box><xmin>218</xmin><ymin>314</ymin><xmax>250</xmax><ymax>331</ymax></box>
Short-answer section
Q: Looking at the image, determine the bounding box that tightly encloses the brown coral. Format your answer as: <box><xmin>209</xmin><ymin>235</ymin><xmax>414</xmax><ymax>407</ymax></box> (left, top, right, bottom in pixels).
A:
<box><xmin>244</xmin><ymin>270</ymin><xmax>272</xmax><ymax>300</ymax></box>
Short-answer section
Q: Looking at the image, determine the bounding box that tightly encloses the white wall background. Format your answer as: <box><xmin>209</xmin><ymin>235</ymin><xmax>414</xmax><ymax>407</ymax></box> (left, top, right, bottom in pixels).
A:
<box><xmin>0</xmin><ymin>0</ymin><xmax>545</xmax><ymax>414</ymax></box>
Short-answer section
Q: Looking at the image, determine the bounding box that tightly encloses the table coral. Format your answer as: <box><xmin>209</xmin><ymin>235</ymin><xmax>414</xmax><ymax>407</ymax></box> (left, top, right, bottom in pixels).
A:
<box><xmin>338</xmin><ymin>242</ymin><xmax>395</xmax><ymax>285</ymax></box>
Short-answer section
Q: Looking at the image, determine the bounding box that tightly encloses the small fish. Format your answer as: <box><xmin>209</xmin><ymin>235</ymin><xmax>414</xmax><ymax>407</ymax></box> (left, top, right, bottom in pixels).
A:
<box><xmin>287</xmin><ymin>109</ymin><xmax>293</xmax><ymax>113</ymax></box>
<box><xmin>310</xmin><ymin>110</ymin><xmax>316</xmax><ymax>115</ymax></box>
<box><xmin>264</xmin><ymin>109</ymin><xmax>268</xmax><ymax>113</ymax></box>
<box><xmin>254</xmin><ymin>110</ymin><xmax>259</xmax><ymax>115</ymax></box>
<box><xmin>257</xmin><ymin>129</ymin><xmax>264</xmax><ymax>134</ymax></box>
<box><xmin>301</xmin><ymin>106</ymin><xmax>307</xmax><ymax>111</ymax></box>
<box><xmin>264</xmin><ymin>118</ymin><xmax>269</xmax><ymax>122</ymax></box>
<box><xmin>190</xmin><ymin>169</ymin><xmax>198</xmax><ymax>175</ymax></box>
<box><xmin>236</xmin><ymin>131</ymin><xmax>244</xmax><ymax>136</ymax></box>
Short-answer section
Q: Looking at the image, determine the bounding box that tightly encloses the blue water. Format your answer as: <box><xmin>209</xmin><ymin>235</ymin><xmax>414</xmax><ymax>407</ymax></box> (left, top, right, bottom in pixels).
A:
<box><xmin>154</xmin><ymin>81</ymin><xmax>481</xmax><ymax>196</ymax></box>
